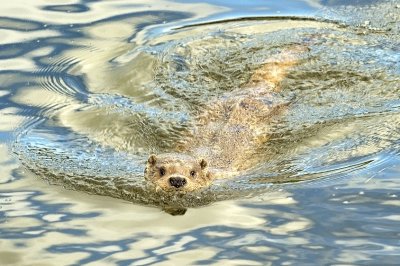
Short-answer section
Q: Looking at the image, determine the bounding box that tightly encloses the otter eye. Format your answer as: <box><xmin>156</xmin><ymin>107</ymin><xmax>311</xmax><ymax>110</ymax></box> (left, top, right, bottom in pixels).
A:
<box><xmin>190</xmin><ymin>170</ymin><xmax>196</xmax><ymax>177</ymax></box>
<box><xmin>159</xmin><ymin>167</ymin><xmax>166</xmax><ymax>176</ymax></box>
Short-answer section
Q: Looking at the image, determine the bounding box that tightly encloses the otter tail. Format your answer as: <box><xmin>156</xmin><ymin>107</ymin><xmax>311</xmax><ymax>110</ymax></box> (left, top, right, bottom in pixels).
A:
<box><xmin>247</xmin><ymin>45</ymin><xmax>309</xmax><ymax>92</ymax></box>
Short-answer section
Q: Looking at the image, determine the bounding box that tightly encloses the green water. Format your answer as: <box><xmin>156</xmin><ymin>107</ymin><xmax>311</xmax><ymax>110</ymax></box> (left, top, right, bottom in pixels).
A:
<box><xmin>1</xmin><ymin>0</ymin><xmax>399</xmax><ymax>265</ymax></box>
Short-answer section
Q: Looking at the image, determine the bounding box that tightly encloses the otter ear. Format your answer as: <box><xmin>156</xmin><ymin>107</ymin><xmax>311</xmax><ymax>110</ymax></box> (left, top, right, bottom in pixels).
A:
<box><xmin>199</xmin><ymin>158</ymin><xmax>208</xmax><ymax>169</ymax></box>
<box><xmin>147</xmin><ymin>154</ymin><xmax>157</xmax><ymax>166</ymax></box>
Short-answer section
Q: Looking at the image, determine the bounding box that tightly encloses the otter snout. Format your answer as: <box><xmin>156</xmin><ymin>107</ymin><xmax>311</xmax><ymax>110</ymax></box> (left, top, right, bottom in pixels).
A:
<box><xmin>169</xmin><ymin>176</ymin><xmax>187</xmax><ymax>188</ymax></box>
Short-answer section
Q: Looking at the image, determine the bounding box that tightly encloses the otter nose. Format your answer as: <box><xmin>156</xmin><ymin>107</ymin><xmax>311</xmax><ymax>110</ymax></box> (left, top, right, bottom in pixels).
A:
<box><xmin>169</xmin><ymin>176</ymin><xmax>187</xmax><ymax>188</ymax></box>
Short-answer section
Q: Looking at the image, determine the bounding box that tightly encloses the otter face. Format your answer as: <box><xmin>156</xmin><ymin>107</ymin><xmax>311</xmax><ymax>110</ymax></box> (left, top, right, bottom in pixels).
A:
<box><xmin>144</xmin><ymin>153</ymin><xmax>212</xmax><ymax>193</ymax></box>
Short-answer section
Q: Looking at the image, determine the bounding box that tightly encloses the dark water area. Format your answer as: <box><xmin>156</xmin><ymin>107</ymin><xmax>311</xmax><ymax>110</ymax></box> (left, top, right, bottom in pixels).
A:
<box><xmin>1</xmin><ymin>0</ymin><xmax>399</xmax><ymax>265</ymax></box>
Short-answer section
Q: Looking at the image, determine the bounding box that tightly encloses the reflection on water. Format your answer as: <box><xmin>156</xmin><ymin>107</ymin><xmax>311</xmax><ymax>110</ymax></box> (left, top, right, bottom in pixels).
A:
<box><xmin>12</xmin><ymin>6</ymin><xmax>400</xmax><ymax>206</ymax></box>
<box><xmin>1</xmin><ymin>0</ymin><xmax>400</xmax><ymax>265</ymax></box>
<box><xmin>1</xmin><ymin>162</ymin><xmax>400</xmax><ymax>265</ymax></box>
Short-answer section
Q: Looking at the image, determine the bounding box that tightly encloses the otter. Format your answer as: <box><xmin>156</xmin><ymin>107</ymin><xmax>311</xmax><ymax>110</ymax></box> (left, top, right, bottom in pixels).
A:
<box><xmin>145</xmin><ymin>46</ymin><xmax>305</xmax><ymax>193</ymax></box>
<box><xmin>145</xmin><ymin>153</ymin><xmax>212</xmax><ymax>192</ymax></box>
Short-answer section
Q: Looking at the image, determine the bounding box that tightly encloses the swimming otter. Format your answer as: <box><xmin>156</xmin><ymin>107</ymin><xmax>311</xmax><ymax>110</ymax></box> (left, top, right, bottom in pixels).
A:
<box><xmin>145</xmin><ymin>153</ymin><xmax>212</xmax><ymax>192</ymax></box>
<box><xmin>145</xmin><ymin>46</ymin><xmax>305</xmax><ymax>193</ymax></box>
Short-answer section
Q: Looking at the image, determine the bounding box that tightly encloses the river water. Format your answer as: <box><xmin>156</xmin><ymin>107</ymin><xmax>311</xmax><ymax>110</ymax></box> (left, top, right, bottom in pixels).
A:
<box><xmin>1</xmin><ymin>0</ymin><xmax>399</xmax><ymax>265</ymax></box>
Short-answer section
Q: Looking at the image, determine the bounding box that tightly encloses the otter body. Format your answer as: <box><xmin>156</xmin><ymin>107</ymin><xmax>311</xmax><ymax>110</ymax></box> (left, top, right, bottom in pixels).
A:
<box><xmin>145</xmin><ymin>47</ymin><xmax>304</xmax><ymax>192</ymax></box>
<box><xmin>182</xmin><ymin>87</ymin><xmax>285</xmax><ymax>171</ymax></box>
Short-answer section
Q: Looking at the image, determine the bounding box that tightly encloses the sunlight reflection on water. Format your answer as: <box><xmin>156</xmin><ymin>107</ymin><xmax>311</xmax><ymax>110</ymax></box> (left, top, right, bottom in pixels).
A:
<box><xmin>1</xmin><ymin>0</ymin><xmax>400</xmax><ymax>265</ymax></box>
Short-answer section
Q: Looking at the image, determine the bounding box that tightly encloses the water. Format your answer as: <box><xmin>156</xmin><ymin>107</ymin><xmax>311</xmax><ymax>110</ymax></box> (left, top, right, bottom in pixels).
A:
<box><xmin>1</xmin><ymin>0</ymin><xmax>399</xmax><ymax>264</ymax></box>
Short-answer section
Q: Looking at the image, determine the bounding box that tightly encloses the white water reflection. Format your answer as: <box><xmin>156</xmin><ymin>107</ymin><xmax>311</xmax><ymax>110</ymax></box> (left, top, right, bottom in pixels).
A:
<box><xmin>1</xmin><ymin>0</ymin><xmax>400</xmax><ymax>265</ymax></box>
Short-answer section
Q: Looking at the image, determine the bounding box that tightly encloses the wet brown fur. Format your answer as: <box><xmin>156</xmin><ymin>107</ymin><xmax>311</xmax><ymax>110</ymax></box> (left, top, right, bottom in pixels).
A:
<box><xmin>145</xmin><ymin>153</ymin><xmax>212</xmax><ymax>192</ymax></box>
<box><xmin>145</xmin><ymin>46</ymin><xmax>305</xmax><ymax>192</ymax></box>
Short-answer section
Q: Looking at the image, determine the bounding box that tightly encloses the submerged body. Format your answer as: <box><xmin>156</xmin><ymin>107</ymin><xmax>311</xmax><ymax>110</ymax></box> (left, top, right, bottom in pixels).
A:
<box><xmin>145</xmin><ymin>46</ymin><xmax>305</xmax><ymax>192</ymax></box>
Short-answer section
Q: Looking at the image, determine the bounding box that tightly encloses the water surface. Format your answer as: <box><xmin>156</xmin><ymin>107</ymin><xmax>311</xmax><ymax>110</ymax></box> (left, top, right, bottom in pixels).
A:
<box><xmin>1</xmin><ymin>0</ymin><xmax>399</xmax><ymax>265</ymax></box>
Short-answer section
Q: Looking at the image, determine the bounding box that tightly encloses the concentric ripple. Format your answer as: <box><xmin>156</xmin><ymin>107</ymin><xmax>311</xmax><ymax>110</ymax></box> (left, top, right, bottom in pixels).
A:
<box><xmin>13</xmin><ymin>4</ymin><xmax>400</xmax><ymax>209</ymax></box>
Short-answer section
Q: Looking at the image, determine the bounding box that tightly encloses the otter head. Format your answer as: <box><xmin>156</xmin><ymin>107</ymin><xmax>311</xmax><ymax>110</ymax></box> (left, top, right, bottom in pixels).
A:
<box><xmin>144</xmin><ymin>153</ymin><xmax>212</xmax><ymax>193</ymax></box>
